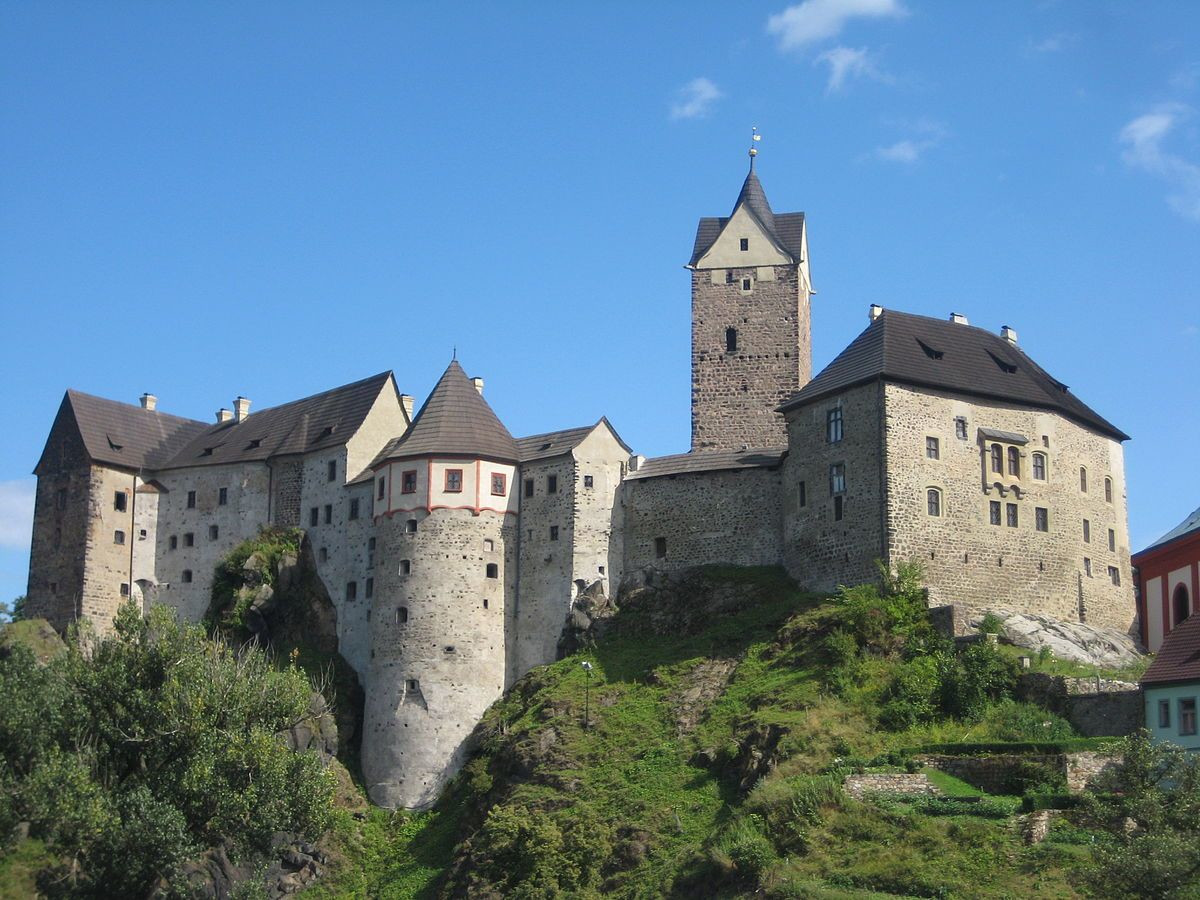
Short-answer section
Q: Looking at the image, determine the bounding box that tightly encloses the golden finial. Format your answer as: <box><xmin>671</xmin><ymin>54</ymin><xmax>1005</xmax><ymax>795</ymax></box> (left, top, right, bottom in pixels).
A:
<box><xmin>749</xmin><ymin>126</ymin><xmax>761</xmax><ymax>163</ymax></box>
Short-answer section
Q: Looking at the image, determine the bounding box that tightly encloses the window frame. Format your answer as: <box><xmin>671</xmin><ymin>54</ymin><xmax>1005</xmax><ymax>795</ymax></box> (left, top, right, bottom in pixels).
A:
<box><xmin>829</xmin><ymin>462</ymin><xmax>846</xmax><ymax>495</ymax></box>
<box><xmin>114</xmin><ymin>491</ymin><xmax>128</xmax><ymax>512</ymax></box>
<box><xmin>1104</xmin><ymin>477</ymin><xmax>1113</xmax><ymax>503</ymax></box>
<box><xmin>186</xmin><ymin>490</ymin><xmax>197</xmax><ymax>509</ymax></box>
<box><xmin>989</xmin><ymin>500</ymin><xmax>1002</xmax><ymax>526</ymax></box>
<box><xmin>401</xmin><ymin>470</ymin><xmax>417</xmax><ymax>494</ymax></box>
<box><xmin>548</xmin><ymin>475</ymin><xmax>558</xmax><ymax>494</ymax></box>
<box><xmin>1032</xmin><ymin>452</ymin><xmax>1046</xmax><ymax>481</ymax></box>
<box><xmin>1080</xmin><ymin>467</ymin><xmax>1088</xmax><ymax>493</ymax></box>
<box><xmin>444</xmin><ymin>468</ymin><xmax>463</xmax><ymax>493</ymax></box>
<box><xmin>328</xmin><ymin>460</ymin><xmax>338</xmax><ymax>482</ymax></box>
<box><xmin>826</xmin><ymin>407</ymin><xmax>843</xmax><ymax>444</ymax></box>
<box><xmin>349</xmin><ymin>497</ymin><xmax>360</xmax><ymax>520</ymax></box>
<box><xmin>1007</xmin><ymin>446</ymin><xmax>1020</xmax><ymax>477</ymax></box>
<box><xmin>990</xmin><ymin>444</ymin><xmax>1003</xmax><ymax>474</ymax></box>
<box><xmin>955</xmin><ymin>417</ymin><xmax>968</xmax><ymax>440</ymax></box>
<box><xmin>490</xmin><ymin>472</ymin><xmax>507</xmax><ymax>496</ymax></box>
<box><xmin>1035</xmin><ymin>507</ymin><xmax>1049</xmax><ymax>532</ymax></box>
<box><xmin>1181</xmin><ymin>698</ymin><xmax>1198</xmax><ymax>737</ymax></box>
<box><xmin>377</xmin><ymin>477</ymin><xmax>386</xmax><ymax>500</ymax></box>
<box><xmin>1006</xmin><ymin>502</ymin><xmax>1018</xmax><ymax>528</ymax></box>
<box><xmin>1159</xmin><ymin>699</ymin><xmax>1171</xmax><ymax>728</ymax></box>
<box><xmin>926</xmin><ymin>488</ymin><xmax>942</xmax><ymax>517</ymax></box>
<box><xmin>926</xmin><ymin>436</ymin><xmax>940</xmax><ymax>460</ymax></box>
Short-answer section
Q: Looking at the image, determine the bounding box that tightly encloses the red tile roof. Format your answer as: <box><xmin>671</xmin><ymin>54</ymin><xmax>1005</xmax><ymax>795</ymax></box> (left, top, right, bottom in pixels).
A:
<box><xmin>1142</xmin><ymin>614</ymin><xmax>1200</xmax><ymax>686</ymax></box>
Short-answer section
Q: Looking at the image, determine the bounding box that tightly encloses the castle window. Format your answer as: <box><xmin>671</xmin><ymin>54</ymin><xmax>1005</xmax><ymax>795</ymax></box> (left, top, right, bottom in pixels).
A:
<box><xmin>829</xmin><ymin>463</ymin><xmax>846</xmax><ymax>495</ymax></box>
<box><xmin>169</xmin><ymin>535</ymin><xmax>178</xmax><ymax>551</ymax></box>
<box><xmin>1032</xmin><ymin>453</ymin><xmax>1046</xmax><ymax>480</ymax></box>
<box><xmin>1083</xmin><ymin>519</ymin><xmax>1091</xmax><ymax>543</ymax></box>
<box><xmin>484</xmin><ymin>539</ymin><xmax>494</xmax><ymax>552</ymax></box>
<box><xmin>926</xmin><ymin>437</ymin><xmax>939</xmax><ymax>459</ymax></box>
<box><xmin>655</xmin><ymin>537</ymin><xmax>667</xmax><ymax>558</ymax></box>
<box><xmin>1104</xmin><ymin>477</ymin><xmax>1113</xmax><ymax>503</ymax></box>
<box><xmin>120</xmin><ymin>583</ymin><xmax>129</xmax><ymax>596</ymax></box>
<box><xmin>54</xmin><ymin>527</ymin><xmax>61</xmax><ymax>548</ymax></box>
<box><xmin>444</xmin><ymin>645</ymin><xmax>455</xmax><ymax>653</ymax></box>
<box><xmin>955</xmin><ymin>417</ymin><xmax>968</xmax><ymax>440</ymax></box>
<box><xmin>209</xmin><ymin>525</ymin><xmax>219</xmax><ymax>541</ymax></box>
<box><xmin>1079</xmin><ymin>467</ymin><xmax>1088</xmax><ymax>492</ymax></box>
<box><xmin>1160</xmin><ymin>700</ymin><xmax>1171</xmax><ymax>728</ymax></box>
<box><xmin>989</xmin><ymin>500</ymin><xmax>1002</xmax><ymax>526</ymax></box>
<box><xmin>445</xmin><ymin>469</ymin><xmax>463</xmax><ymax>493</ymax></box>
<box><xmin>491</xmin><ymin>473</ymin><xmax>506</xmax><ymax>496</ymax></box>
<box><xmin>1181</xmin><ymin>699</ymin><xmax>1197</xmax><ymax>736</ymax></box>
<box><xmin>114</xmin><ymin>491</ymin><xmax>128</xmax><ymax>512</ymax></box>
<box><xmin>726</xmin><ymin>328</ymin><xmax>738</xmax><ymax>352</ymax></box>
<box><xmin>483</xmin><ymin>597</ymin><xmax>489</xmax><ymax>609</ymax></box>
<box><xmin>548</xmin><ymin>475</ymin><xmax>558</xmax><ymax>494</ymax></box>
<box><xmin>319</xmin><ymin>547</ymin><xmax>327</xmax><ymax>563</ymax></box>
<box><xmin>406</xmin><ymin>519</ymin><xmax>417</xmax><ymax>533</ymax></box>
<box><xmin>550</xmin><ymin>526</ymin><xmax>559</xmax><ymax>541</ymax></box>
<box><xmin>399</xmin><ymin>559</ymin><xmax>410</xmax><ymax>576</ymax></box>
<box><xmin>324</xmin><ymin>504</ymin><xmax>332</xmax><ymax>525</ymax></box>
<box><xmin>1084</xmin><ymin>558</ymin><xmax>1092</xmax><ymax>577</ymax></box>
<box><xmin>740</xmin><ymin>238</ymin><xmax>749</xmax><ymax>251</ymax></box>
<box><xmin>56</xmin><ymin>489</ymin><xmax>67</xmax><ymax>510</ymax></box>
<box><xmin>1036</xmin><ymin>507</ymin><xmax>1049</xmax><ymax>532</ymax></box>
<box><xmin>1173</xmin><ymin>585</ymin><xmax>1190</xmax><ymax>626</ymax></box>
<box><xmin>1108</xmin><ymin>566</ymin><xmax>1121</xmax><ymax>587</ymax></box>
<box><xmin>368</xmin><ymin>538</ymin><xmax>375</xmax><ymax>568</ymax></box>
<box><xmin>139</xmin><ymin>529</ymin><xmax>146</xmax><ymax>540</ymax></box>
<box><xmin>402</xmin><ymin>470</ymin><xmax>417</xmax><ymax>494</ymax></box>
<box><xmin>486</xmin><ymin>563</ymin><xmax>499</xmax><ymax>578</ymax></box>
<box><xmin>834</xmin><ymin>496</ymin><xmax>844</xmax><ymax>521</ymax></box>
<box><xmin>741</xmin><ymin>278</ymin><xmax>752</xmax><ymax>292</ymax></box>
<box><xmin>797</xmin><ymin>481</ymin><xmax>806</xmax><ymax>507</ymax></box>
<box><xmin>328</xmin><ymin>460</ymin><xmax>337</xmax><ymax>482</ymax></box>
<box><xmin>182</xmin><ymin>570</ymin><xmax>193</xmax><ymax>583</ymax></box>
<box><xmin>524</xmin><ymin>479</ymin><xmax>534</xmax><ymax>498</ymax></box>
<box><xmin>398</xmin><ymin>608</ymin><xmax>409</xmax><ymax>624</ymax></box>
<box><xmin>346</xmin><ymin>581</ymin><xmax>357</xmax><ymax>601</ymax></box>
<box><xmin>1108</xmin><ymin>528</ymin><xmax>1115</xmax><ymax>551</ymax></box>
<box><xmin>219</xmin><ymin>487</ymin><xmax>228</xmax><ymax>506</ymax></box>
<box><xmin>826</xmin><ymin>408</ymin><xmax>843</xmax><ymax>443</ymax></box>
<box><xmin>187</xmin><ymin>490</ymin><xmax>196</xmax><ymax>509</ymax></box>
<box><xmin>349</xmin><ymin>498</ymin><xmax>360</xmax><ymax>520</ymax></box>
<box><xmin>310</xmin><ymin>507</ymin><xmax>319</xmax><ymax>527</ymax></box>
<box><xmin>114</xmin><ymin>530</ymin><xmax>125</xmax><ymax>545</ymax></box>
<box><xmin>990</xmin><ymin>444</ymin><xmax>1003</xmax><ymax>474</ymax></box>
<box><xmin>405</xmin><ymin>677</ymin><xmax>418</xmax><ymax>691</ymax></box>
<box><xmin>1007</xmin><ymin>447</ymin><xmax>1020</xmax><ymax>477</ymax></box>
<box><xmin>378</xmin><ymin>477</ymin><xmax>386</xmax><ymax>500</ymax></box>
<box><xmin>1006</xmin><ymin>503</ymin><xmax>1018</xmax><ymax>528</ymax></box>
<box><xmin>926</xmin><ymin>489</ymin><xmax>942</xmax><ymax>517</ymax></box>
<box><xmin>184</xmin><ymin>532</ymin><xmax>194</xmax><ymax>547</ymax></box>
<box><xmin>725</xmin><ymin>270</ymin><xmax>734</xmax><ymax>284</ymax></box>
<box><xmin>584</xmin><ymin>475</ymin><xmax>594</xmax><ymax>489</ymax></box>
<box><xmin>49</xmin><ymin>582</ymin><xmax>56</xmax><ymax>594</ymax></box>
<box><xmin>366</xmin><ymin>577</ymin><xmax>373</xmax><ymax>599</ymax></box>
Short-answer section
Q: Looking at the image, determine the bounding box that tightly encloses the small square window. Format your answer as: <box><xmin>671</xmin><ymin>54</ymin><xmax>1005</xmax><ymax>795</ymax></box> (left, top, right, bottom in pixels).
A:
<box><xmin>491</xmin><ymin>473</ymin><xmax>506</xmax><ymax>496</ymax></box>
<box><xmin>989</xmin><ymin>500</ymin><xmax>1002</xmax><ymax>526</ymax></box>
<box><xmin>209</xmin><ymin>525</ymin><xmax>219</xmax><ymax>541</ymax></box>
<box><xmin>1006</xmin><ymin>503</ymin><xmax>1018</xmax><ymax>528</ymax></box>
<box><xmin>654</xmin><ymin>537</ymin><xmax>667</xmax><ymax>559</ymax></box>
<box><xmin>741</xmin><ymin>278</ymin><xmax>752</xmax><ymax>291</ymax></box>
<box><xmin>548</xmin><ymin>475</ymin><xmax>558</xmax><ymax>494</ymax></box>
<box><xmin>445</xmin><ymin>469</ymin><xmax>463</xmax><ymax>493</ymax></box>
<box><xmin>349</xmin><ymin>498</ymin><xmax>360</xmax><ymax>520</ymax></box>
<box><xmin>120</xmin><ymin>582</ymin><xmax>129</xmax><ymax>596</ymax></box>
<box><xmin>405</xmin><ymin>519</ymin><xmax>417</xmax><ymax>533</ymax></box>
<box><xmin>402</xmin><ymin>470</ymin><xmax>417</xmax><ymax>494</ymax></box>
<box><xmin>114</xmin><ymin>530</ymin><xmax>125</xmax><ymax>545</ymax></box>
<box><xmin>1036</xmin><ymin>507</ymin><xmax>1048</xmax><ymax>532</ymax></box>
<box><xmin>328</xmin><ymin>460</ymin><xmax>337</xmax><ymax>482</ymax></box>
<box><xmin>955</xmin><ymin>417</ymin><xmax>968</xmax><ymax>440</ymax></box>
<box><xmin>310</xmin><ymin>507</ymin><xmax>319</xmax><ymax>527</ymax></box>
<box><xmin>186</xmin><ymin>490</ymin><xmax>196</xmax><ymax>509</ymax></box>
<box><xmin>583</xmin><ymin>474</ymin><xmax>594</xmax><ymax>489</ymax></box>
<box><xmin>405</xmin><ymin>676</ymin><xmax>417</xmax><ymax>690</ymax></box>
<box><xmin>324</xmin><ymin>504</ymin><xmax>333</xmax><ymax>525</ymax></box>
<box><xmin>486</xmin><ymin>563</ymin><xmax>499</xmax><ymax>578</ymax></box>
<box><xmin>218</xmin><ymin>487</ymin><xmax>228</xmax><ymax>506</ymax></box>
<box><xmin>524</xmin><ymin>479</ymin><xmax>534</xmax><ymax>498</ymax></box>
<box><xmin>725</xmin><ymin>270</ymin><xmax>734</xmax><ymax>284</ymax></box>
<box><xmin>926</xmin><ymin>436</ymin><xmax>939</xmax><ymax>459</ymax></box>
<box><xmin>182</xmin><ymin>569</ymin><xmax>193</xmax><ymax>583</ymax></box>
<box><xmin>1108</xmin><ymin>565</ymin><xmax>1121</xmax><ymax>586</ymax></box>
<box><xmin>550</xmin><ymin>526</ymin><xmax>559</xmax><ymax>541</ymax></box>
<box><xmin>378</xmin><ymin>477</ymin><xmax>386</xmax><ymax>500</ymax></box>
<box><xmin>184</xmin><ymin>532</ymin><xmax>194</xmax><ymax>547</ymax></box>
<box><xmin>138</xmin><ymin>529</ymin><xmax>146</xmax><ymax>540</ymax></box>
<box><xmin>398</xmin><ymin>608</ymin><xmax>409</xmax><ymax>625</ymax></box>
<box><xmin>739</xmin><ymin>237</ymin><xmax>749</xmax><ymax>251</ymax></box>
<box><xmin>114</xmin><ymin>491</ymin><xmax>128</xmax><ymax>512</ymax></box>
<box><xmin>484</xmin><ymin>538</ymin><xmax>494</xmax><ymax>552</ymax></box>
<box><xmin>346</xmin><ymin>581</ymin><xmax>357</xmax><ymax>601</ymax></box>
<box><xmin>1159</xmin><ymin>699</ymin><xmax>1171</xmax><ymax>728</ymax></box>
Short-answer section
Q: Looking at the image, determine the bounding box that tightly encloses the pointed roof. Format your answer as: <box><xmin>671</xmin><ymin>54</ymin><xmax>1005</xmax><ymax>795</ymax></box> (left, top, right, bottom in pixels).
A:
<box><xmin>1134</xmin><ymin>504</ymin><xmax>1200</xmax><ymax>559</ymax></box>
<box><xmin>778</xmin><ymin>309</ymin><xmax>1129</xmax><ymax>441</ymax></box>
<box><xmin>1141</xmin><ymin>613</ymin><xmax>1200</xmax><ymax>686</ymax></box>
<box><xmin>375</xmin><ymin>360</ymin><xmax>518</xmax><ymax>463</ymax></box>
<box><xmin>733</xmin><ymin>166</ymin><xmax>776</xmax><ymax>232</ymax></box>
<box><xmin>515</xmin><ymin>418</ymin><xmax>633</xmax><ymax>463</ymax></box>
<box><xmin>689</xmin><ymin>162</ymin><xmax>806</xmax><ymax>266</ymax></box>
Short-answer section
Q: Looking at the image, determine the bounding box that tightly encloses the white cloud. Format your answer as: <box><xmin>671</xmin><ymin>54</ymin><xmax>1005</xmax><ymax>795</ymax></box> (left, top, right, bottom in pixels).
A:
<box><xmin>0</xmin><ymin>480</ymin><xmax>35</xmax><ymax>552</ymax></box>
<box><xmin>873</xmin><ymin>119</ymin><xmax>946</xmax><ymax>164</ymax></box>
<box><xmin>816</xmin><ymin>45</ymin><xmax>889</xmax><ymax>92</ymax></box>
<box><xmin>1119</xmin><ymin>105</ymin><xmax>1200</xmax><ymax>221</ymax></box>
<box><xmin>670</xmin><ymin>77</ymin><xmax>723</xmax><ymax>120</ymax></box>
<box><xmin>767</xmin><ymin>0</ymin><xmax>906</xmax><ymax>51</ymax></box>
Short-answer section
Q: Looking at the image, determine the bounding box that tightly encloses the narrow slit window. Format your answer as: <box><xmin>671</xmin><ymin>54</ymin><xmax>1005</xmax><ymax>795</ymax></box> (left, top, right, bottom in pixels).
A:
<box><xmin>726</xmin><ymin>328</ymin><xmax>738</xmax><ymax>352</ymax></box>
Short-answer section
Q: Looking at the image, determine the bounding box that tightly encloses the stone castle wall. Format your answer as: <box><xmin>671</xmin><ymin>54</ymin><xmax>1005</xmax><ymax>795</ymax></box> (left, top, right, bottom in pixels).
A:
<box><xmin>882</xmin><ymin>383</ymin><xmax>1134</xmax><ymax>634</ymax></box>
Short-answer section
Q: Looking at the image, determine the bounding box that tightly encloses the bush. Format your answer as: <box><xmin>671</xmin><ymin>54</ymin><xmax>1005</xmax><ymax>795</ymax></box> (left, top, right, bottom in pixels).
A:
<box><xmin>878</xmin><ymin>654</ymin><xmax>946</xmax><ymax>730</ymax></box>
<box><xmin>834</xmin><ymin>560</ymin><xmax>929</xmax><ymax>655</ymax></box>
<box><xmin>978</xmin><ymin>613</ymin><xmax>1004</xmax><ymax>635</ymax></box>
<box><xmin>715</xmin><ymin>816</ymin><xmax>777</xmax><ymax>881</ymax></box>
<box><xmin>939</xmin><ymin>641</ymin><xmax>1019</xmax><ymax>721</ymax></box>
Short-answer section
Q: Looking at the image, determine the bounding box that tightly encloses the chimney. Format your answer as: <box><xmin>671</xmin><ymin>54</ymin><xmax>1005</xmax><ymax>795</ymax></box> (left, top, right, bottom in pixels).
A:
<box><xmin>216</xmin><ymin>409</ymin><xmax>233</xmax><ymax>423</ymax></box>
<box><xmin>471</xmin><ymin>376</ymin><xmax>485</xmax><ymax>395</ymax></box>
<box><xmin>1000</xmin><ymin>325</ymin><xmax>1018</xmax><ymax>345</ymax></box>
<box><xmin>233</xmin><ymin>396</ymin><xmax>251</xmax><ymax>422</ymax></box>
<box><xmin>399</xmin><ymin>394</ymin><xmax>415</xmax><ymax>420</ymax></box>
<box><xmin>140</xmin><ymin>393</ymin><xmax>157</xmax><ymax>411</ymax></box>
<box><xmin>869</xmin><ymin>304</ymin><xmax>883</xmax><ymax>322</ymax></box>
<box><xmin>949</xmin><ymin>312</ymin><xmax>970</xmax><ymax>325</ymax></box>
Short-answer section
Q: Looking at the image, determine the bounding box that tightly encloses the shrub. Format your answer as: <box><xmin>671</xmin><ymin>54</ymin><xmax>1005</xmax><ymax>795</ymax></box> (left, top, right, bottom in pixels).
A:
<box><xmin>715</xmin><ymin>816</ymin><xmax>777</xmax><ymax>881</ymax></box>
<box><xmin>939</xmin><ymin>641</ymin><xmax>1019</xmax><ymax>721</ymax></box>
<box><xmin>833</xmin><ymin>560</ymin><xmax>929</xmax><ymax>655</ymax></box>
<box><xmin>878</xmin><ymin>654</ymin><xmax>946</xmax><ymax>730</ymax></box>
<box><xmin>978</xmin><ymin>613</ymin><xmax>1004</xmax><ymax>635</ymax></box>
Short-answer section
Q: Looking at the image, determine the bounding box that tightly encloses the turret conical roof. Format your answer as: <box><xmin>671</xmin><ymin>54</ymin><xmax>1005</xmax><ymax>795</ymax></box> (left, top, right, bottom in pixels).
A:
<box><xmin>733</xmin><ymin>165</ymin><xmax>776</xmax><ymax>232</ymax></box>
<box><xmin>380</xmin><ymin>360</ymin><xmax>518</xmax><ymax>462</ymax></box>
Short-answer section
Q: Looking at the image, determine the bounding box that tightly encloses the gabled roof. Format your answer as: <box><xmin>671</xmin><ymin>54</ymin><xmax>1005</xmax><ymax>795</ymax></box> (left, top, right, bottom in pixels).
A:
<box><xmin>37</xmin><ymin>391</ymin><xmax>209</xmax><ymax>472</ymax></box>
<box><xmin>162</xmin><ymin>372</ymin><xmax>396</xmax><ymax>469</ymax></box>
<box><xmin>516</xmin><ymin>418</ymin><xmax>632</xmax><ymax>463</ymax></box>
<box><xmin>374</xmin><ymin>360</ymin><xmax>518</xmax><ymax>464</ymax></box>
<box><xmin>689</xmin><ymin>165</ymin><xmax>806</xmax><ymax>266</ymax></box>
<box><xmin>626</xmin><ymin>448</ymin><xmax>786</xmax><ymax>481</ymax></box>
<box><xmin>1141</xmin><ymin>614</ymin><xmax>1200</xmax><ymax>686</ymax></box>
<box><xmin>1135</xmin><ymin>505</ymin><xmax>1200</xmax><ymax>559</ymax></box>
<box><xmin>778</xmin><ymin>310</ymin><xmax>1129</xmax><ymax>442</ymax></box>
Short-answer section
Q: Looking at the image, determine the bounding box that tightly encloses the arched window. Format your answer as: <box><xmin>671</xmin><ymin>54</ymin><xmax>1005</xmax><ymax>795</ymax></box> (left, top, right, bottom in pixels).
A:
<box><xmin>1007</xmin><ymin>447</ymin><xmax>1020</xmax><ymax>477</ymax></box>
<box><xmin>1174</xmin><ymin>585</ymin><xmax>1191</xmax><ymax>627</ymax></box>
<box><xmin>725</xmin><ymin>328</ymin><xmax>738</xmax><ymax>352</ymax></box>
<box><xmin>926</xmin><ymin>488</ymin><xmax>942</xmax><ymax>517</ymax></box>
<box><xmin>1032</xmin><ymin>452</ymin><xmax>1046</xmax><ymax>480</ymax></box>
<box><xmin>1104</xmin><ymin>477</ymin><xmax>1113</xmax><ymax>503</ymax></box>
<box><xmin>990</xmin><ymin>444</ymin><xmax>1003</xmax><ymax>474</ymax></box>
<box><xmin>1079</xmin><ymin>467</ymin><xmax>1088</xmax><ymax>492</ymax></box>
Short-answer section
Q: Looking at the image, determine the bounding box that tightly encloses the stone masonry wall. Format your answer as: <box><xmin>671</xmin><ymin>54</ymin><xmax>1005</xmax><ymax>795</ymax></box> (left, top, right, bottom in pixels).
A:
<box><xmin>363</xmin><ymin>506</ymin><xmax>514</xmax><ymax>809</ymax></box>
<box><xmin>690</xmin><ymin>265</ymin><xmax>807</xmax><ymax>451</ymax></box>
<box><xmin>620</xmin><ymin>466</ymin><xmax>783</xmax><ymax>576</ymax></box>
<box><xmin>271</xmin><ymin>459</ymin><xmax>303</xmax><ymax>528</ymax></box>
<box><xmin>781</xmin><ymin>381</ymin><xmax>886</xmax><ymax>592</ymax></box>
<box><xmin>78</xmin><ymin>465</ymin><xmax>143</xmax><ymax>631</ymax></box>
<box><xmin>882</xmin><ymin>383</ymin><xmax>1135</xmax><ymax>634</ymax></box>
<box><xmin>569</xmin><ymin>428</ymin><xmax>628</xmax><ymax>596</ymax></box>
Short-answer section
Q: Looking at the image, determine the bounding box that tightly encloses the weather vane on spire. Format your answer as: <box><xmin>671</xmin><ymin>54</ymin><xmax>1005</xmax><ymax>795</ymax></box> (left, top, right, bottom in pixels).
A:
<box><xmin>749</xmin><ymin>126</ymin><xmax>761</xmax><ymax>165</ymax></box>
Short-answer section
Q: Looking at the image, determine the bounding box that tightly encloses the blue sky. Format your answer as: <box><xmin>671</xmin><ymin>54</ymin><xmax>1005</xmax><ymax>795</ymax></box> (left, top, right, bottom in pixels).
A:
<box><xmin>2</xmin><ymin>1</ymin><xmax>1199</xmax><ymax>606</ymax></box>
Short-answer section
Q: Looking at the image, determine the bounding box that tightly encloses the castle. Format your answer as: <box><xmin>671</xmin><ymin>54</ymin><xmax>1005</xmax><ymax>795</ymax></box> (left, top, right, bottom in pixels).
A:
<box><xmin>25</xmin><ymin>151</ymin><xmax>1136</xmax><ymax>808</ymax></box>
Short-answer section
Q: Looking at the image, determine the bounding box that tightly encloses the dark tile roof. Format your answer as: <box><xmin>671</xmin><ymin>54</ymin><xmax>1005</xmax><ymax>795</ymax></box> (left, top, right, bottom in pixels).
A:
<box><xmin>374</xmin><ymin>360</ymin><xmax>518</xmax><ymax>464</ymax></box>
<box><xmin>688</xmin><ymin>167</ymin><xmax>805</xmax><ymax>266</ymax></box>
<box><xmin>161</xmin><ymin>372</ymin><xmax>395</xmax><ymax>469</ymax></box>
<box><xmin>48</xmin><ymin>391</ymin><xmax>209</xmax><ymax>472</ymax></box>
<box><xmin>778</xmin><ymin>310</ymin><xmax>1129</xmax><ymax>441</ymax></box>
<box><xmin>1141</xmin><ymin>614</ymin><xmax>1200</xmax><ymax>686</ymax></box>
<box><xmin>626</xmin><ymin>448</ymin><xmax>785</xmax><ymax>481</ymax></box>
<box><xmin>1134</xmin><ymin>504</ymin><xmax>1200</xmax><ymax>559</ymax></box>
<box><xmin>516</xmin><ymin>418</ymin><xmax>632</xmax><ymax>463</ymax></box>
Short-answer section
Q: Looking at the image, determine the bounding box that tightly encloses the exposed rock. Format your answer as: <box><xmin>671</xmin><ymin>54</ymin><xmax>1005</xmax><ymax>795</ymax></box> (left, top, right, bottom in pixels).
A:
<box><xmin>971</xmin><ymin>609</ymin><xmax>1144</xmax><ymax>668</ymax></box>
<box><xmin>557</xmin><ymin>580</ymin><xmax>618</xmax><ymax>656</ymax></box>
<box><xmin>1025</xmin><ymin>809</ymin><xmax>1059</xmax><ymax>845</ymax></box>
<box><xmin>280</xmin><ymin>691</ymin><xmax>339</xmax><ymax>759</ymax></box>
<box><xmin>669</xmin><ymin>658</ymin><xmax>738</xmax><ymax>734</ymax></box>
<box><xmin>155</xmin><ymin>832</ymin><xmax>329</xmax><ymax>899</ymax></box>
<box><xmin>0</xmin><ymin>618</ymin><xmax>66</xmax><ymax>663</ymax></box>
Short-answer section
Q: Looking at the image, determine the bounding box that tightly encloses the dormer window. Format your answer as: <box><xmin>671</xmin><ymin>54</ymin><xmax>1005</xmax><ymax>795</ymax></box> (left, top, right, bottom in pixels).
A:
<box><xmin>739</xmin><ymin>238</ymin><xmax>749</xmax><ymax>251</ymax></box>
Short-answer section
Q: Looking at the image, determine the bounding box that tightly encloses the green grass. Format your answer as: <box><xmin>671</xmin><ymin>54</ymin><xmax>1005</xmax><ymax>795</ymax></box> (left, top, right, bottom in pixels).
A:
<box><xmin>995</xmin><ymin>642</ymin><xmax>1150</xmax><ymax>682</ymax></box>
<box><xmin>0</xmin><ymin>839</ymin><xmax>55</xmax><ymax>900</ymax></box>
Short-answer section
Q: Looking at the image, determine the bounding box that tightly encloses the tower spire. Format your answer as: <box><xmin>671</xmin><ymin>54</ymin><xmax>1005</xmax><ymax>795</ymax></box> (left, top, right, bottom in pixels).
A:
<box><xmin>748</xmin><ymin>126</ymin><xmax>761</xmax><ymax>169</ymax></box>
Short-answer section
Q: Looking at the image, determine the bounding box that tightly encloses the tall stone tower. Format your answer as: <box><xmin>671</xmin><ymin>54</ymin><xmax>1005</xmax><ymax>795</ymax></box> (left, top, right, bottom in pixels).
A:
<box><xmin>688</xmin><ymin>147</ymin><xmax>813</xmax><ymax>451</ymax></box>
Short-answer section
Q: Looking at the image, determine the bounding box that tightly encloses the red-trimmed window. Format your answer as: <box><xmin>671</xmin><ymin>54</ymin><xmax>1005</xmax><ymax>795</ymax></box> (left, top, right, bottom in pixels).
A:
<box><xmin>491</xmin><ymin>472</ymin><xmax>506</xmax><ymax>496</ymax></box>
<box><xmin>401</xmin><ymin>470</ymin><xmax>417</xmax><ymax>494</ymax></box>
<box><xmin>445</xmin><ymin>469</ymin><xmax>463</xmax><ymax>493</ymax></box>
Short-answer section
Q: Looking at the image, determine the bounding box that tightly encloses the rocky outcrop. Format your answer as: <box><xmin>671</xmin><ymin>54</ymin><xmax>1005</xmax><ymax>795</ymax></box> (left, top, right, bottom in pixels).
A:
<box><xmin>157</xmin><ymin>833</ymin><xmax>329</xmax><ymax>899</ymax></box>
<box><xmin>971</xmin><ymin>610</ymin><xmax>1144</xmax><ymax>668</ymax></box>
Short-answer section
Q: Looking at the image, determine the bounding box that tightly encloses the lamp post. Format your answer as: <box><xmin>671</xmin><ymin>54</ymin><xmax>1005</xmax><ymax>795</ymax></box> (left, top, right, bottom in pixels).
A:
<box><xmin>581</xmin><ymin>661</ymin><xmax>593</xmax><ymax>730</ymax></box>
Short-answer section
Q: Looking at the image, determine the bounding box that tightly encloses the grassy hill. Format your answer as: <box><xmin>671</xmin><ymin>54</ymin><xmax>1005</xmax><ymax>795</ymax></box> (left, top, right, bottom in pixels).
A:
<box><xmin>308</xmin><ymin>565</ymin><xmax>1134</xmax><ymax>899</ymax></box>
